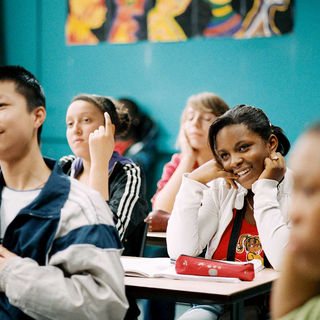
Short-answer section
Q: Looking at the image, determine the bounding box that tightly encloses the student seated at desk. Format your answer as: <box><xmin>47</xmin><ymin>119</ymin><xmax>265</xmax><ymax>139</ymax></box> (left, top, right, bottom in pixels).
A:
<box><xmin>271</xmin><ymin>122</ymin><xmax>320</xmax><ymax>320</ymax></box>
<box><xmin>59</xmin><ymin>94</ymin><xmax>148</xmax><ymax>257</ymax></box>
<box><xmin>143</xmin><ymin>92</ymin><xmax>229</xmax><ymax>320</ymax></box>
<box><xmin>0</xmin><ymin>66</ymin><xmax>128</xmax><ymax>319</ymax></box>
<box><xmin>115</xmin><ymin>97</ymin><xmax>158</xmax><ymax>175</ymax></box>
<box><xmin>114</xmin><ymin>97</ymin><xmax>159</xmax><ymax>203</ymax></box>
<box><xmin>167</xmin><ymin>105</ymin><xmax>293</xmax><ymax>319</ymax></box>
<box><xmin>59</xmin><ymin>94</ymin><xmax>149</xmax><ymax>320</ymax></box>
<box><xmin>146</xmin><ymin>92</ymin><xmax>229</xmax><ymax>230</ymax></box>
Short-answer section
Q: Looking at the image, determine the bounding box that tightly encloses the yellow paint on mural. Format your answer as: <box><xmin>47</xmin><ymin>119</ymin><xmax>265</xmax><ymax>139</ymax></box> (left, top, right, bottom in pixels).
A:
<box><xmin>108</xmin><ymin>0</ymin><xmax>146</xmax><ymax>44</ymax></box>
<box><xmin>237</xmin><ymin>0</ymin><xmax>291</xmax><ymax>38</ymax></box>
<box><xmin>66</xmin><ymin>0</ymin><xmax>107</xmax><ymax>44</ymax></box>
<box><xmin>147</xmin><ymin>0</ymin><xmax>191</xmax><ymax>42</ymax></box>
<box><xmin>269</xmin><ymin>0</ymin><xmax>291</xmax><ymax>35</ymax></box>
<box><xmin>211</xmin><ymin>4</ymin><xmax>233</xmax><ymax>17</ymax></box>
<box><xmin>207</xmin><ymin>0</ymin><xmax>230</xmax><ymax>5</ymax></box>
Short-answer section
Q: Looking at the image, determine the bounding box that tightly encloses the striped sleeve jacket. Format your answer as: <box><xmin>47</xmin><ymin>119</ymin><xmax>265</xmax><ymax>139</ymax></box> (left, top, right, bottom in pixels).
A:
<box><xmin>59</xmin><ymin>153</ymin><xmax>148</xmax><ymax>256</ymax></box>
<box><xmin>0</xmin><ymin>159</ymin><xmax>128</xmax><ymax>319</ymax></box>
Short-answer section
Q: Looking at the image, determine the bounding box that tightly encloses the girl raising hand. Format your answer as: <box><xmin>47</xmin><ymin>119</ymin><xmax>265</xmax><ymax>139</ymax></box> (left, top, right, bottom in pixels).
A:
<box><xmin>60</xmin><ymin>94</ymin><xmax>148</xmax><ymax>256</ymax></box>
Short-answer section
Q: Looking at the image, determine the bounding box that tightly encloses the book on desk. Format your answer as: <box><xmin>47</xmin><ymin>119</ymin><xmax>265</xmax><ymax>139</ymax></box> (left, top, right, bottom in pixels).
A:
<box><xmin>121</xmin><ymin>256</ymin><xmax>263</xmax><ymax>283</ymax></box>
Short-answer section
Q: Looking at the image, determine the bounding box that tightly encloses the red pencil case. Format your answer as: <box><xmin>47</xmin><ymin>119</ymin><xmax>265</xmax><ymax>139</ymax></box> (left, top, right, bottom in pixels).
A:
<box><xmin>175</xmin><ymin>255</ymin><xmax>255</xmax><ymax>281</ymax></box>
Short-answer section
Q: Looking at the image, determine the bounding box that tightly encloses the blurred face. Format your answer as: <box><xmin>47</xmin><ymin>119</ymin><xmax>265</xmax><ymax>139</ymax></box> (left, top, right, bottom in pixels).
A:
<box><xmin>183</xmin><ymin>107</ymin><xmax>217</xmax><ymax>150</ymax></box>
<box><xmin>216</xmin><ymin>124</ymin><xmax>272</xmax><ymax>189</ymax></box>
<box><xmin>0</xmin><ymin>81</ymin><xmax>42</xmax><ymax>162</ymax></box>
<box><xmin>287</xmin><ymin>132</ymin><xmax>320</xmax><ymax>279</ymax></box>
<box><xmin>66</xmin><ymin>100</ymin><xmax>105</xmax><ymax>160</ymax></box>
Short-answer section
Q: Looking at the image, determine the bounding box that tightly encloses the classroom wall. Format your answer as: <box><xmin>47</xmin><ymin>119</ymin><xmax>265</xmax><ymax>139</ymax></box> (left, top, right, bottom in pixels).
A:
<box><xmin>2</xmin><ymin>0</ymin><xmax>320</xmax><ymax>190</ymax></box>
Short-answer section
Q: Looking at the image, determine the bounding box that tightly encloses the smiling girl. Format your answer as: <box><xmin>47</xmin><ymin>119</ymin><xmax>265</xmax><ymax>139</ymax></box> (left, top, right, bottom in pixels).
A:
<box><xmin>59</xmin><ymin>94</ymin><xmax>148</xmax><ymax>257</ymax></box>
<box><xmin>167</xmin><ymin>104</ymin><xmax>293</xmax><ymax>319</ymax></box>
<box><xmin>143</xmin><ymin>92</ymin><xmax>229</xmax><ymax>320</ymax></box>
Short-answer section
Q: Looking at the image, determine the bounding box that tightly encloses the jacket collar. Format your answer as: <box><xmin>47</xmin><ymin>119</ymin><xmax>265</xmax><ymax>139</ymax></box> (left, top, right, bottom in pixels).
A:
<box><xmin>234</xmin><ymin>183</ymin><xmax>248</xmax><ymax>210</ymax></box>
<box><xmin>0</xmin><ymin>158</ymin><xmax>70</xmax><ymax>218</ymax></box>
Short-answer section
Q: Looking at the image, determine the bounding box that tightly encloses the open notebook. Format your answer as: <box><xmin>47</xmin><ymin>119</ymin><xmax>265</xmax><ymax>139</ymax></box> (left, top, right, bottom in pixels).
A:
<box><xmin>121</xmin><ymin>257</ymin><xmax>264</xmax><ymax>283</ymax></box>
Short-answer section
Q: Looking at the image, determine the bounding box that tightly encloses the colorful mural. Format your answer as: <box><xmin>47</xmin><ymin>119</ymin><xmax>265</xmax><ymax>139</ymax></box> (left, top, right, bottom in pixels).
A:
<box><xmin>66</xmin><ymin>0</ymin><xmax>108</xmax><ymax>44</ymax></box>
<box><xmin>202</xmin><ymin>0</ymin><xmax>243</xmax><ymax>37</ymax></box>
<box><xmin>237</xmin><ymin>0</ymin><xmax>292</xmax><ymax>38</ymax></box>
<box><xmin>66</xmin><ymin>0</ymin><xmax>294</xmax><ymax>45</ymax></box>
<box><xmin>108</xmin><ymin>0</ymin><xmax>147</xmax><ymax>43</ymax></box>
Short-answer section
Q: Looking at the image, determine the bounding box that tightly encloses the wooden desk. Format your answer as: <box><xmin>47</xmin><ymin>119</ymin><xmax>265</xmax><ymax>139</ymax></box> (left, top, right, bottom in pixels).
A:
<box><xmin>146</xmin><ymin>231</ymin><xmax>166</xmax><ymax>247</ymax></box>
<box><xmin>125</xmin><ymin>264</ymin><xmax>278</xmax><ymax>320</ymax></box>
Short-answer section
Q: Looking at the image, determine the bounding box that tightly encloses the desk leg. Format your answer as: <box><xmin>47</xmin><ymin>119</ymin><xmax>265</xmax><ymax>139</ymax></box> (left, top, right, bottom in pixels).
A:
<box><xmin>231</xmin><ymin>300</ymin><xmax>244</xmax><ymax>320</ymax></box>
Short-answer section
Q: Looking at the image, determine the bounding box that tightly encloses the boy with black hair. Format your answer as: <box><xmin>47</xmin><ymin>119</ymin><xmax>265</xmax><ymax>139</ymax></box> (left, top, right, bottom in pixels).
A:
<box><xmin>0</xmin><ymin>65</ymin><xmax>128</xmax><ymax>319</ymax></box>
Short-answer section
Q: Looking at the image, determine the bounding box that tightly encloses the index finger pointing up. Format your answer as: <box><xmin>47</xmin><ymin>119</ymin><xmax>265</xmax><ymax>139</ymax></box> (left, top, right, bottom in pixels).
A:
<box><xmin>104</xmin><ymin>112</ymin><xmax>112</xmax><ymax>125</ymax></box>
<box><xmin>104</xmin><ymin>112</ymin><xmax>115</xmax><ymax>136</ymax></box>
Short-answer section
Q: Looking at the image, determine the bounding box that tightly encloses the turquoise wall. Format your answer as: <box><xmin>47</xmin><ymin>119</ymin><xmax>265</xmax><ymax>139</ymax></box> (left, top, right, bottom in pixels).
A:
<box><xmin>2</xmin><ymin>0</ymin><xmax>320</xmax><ymax>169</ymax></box>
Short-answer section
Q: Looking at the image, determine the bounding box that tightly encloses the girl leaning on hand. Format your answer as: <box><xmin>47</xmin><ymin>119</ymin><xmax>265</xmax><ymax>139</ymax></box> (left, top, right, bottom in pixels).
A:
<box><xmin>167</xmin><ymin>104</ymin><xmax>292</xmax><ymax>320</ymax></box>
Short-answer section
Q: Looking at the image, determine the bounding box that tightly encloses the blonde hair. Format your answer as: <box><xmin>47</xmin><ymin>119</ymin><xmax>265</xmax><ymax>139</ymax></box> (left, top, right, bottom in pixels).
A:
<box><xmin>175</xmin><ymin>92</ymin><xmax>229</xmax><ymax>149</ymax></box>
<box><xmin>180</xmin><ymin>92</ymin><xmax>229</xmax><ymax>125</ymax></box>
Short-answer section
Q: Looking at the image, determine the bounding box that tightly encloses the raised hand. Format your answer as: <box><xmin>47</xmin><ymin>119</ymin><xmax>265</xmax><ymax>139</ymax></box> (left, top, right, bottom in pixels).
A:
<box><xmin>89</xmin><ymin>112</ymin><xmax>115</xmax><ymax>168</ymax></box>
<box><xmin>258</xmin><ymin>151</ymin><xmax>286</xmax><ymax>182</ymax></box>
<box><xmin>189</xmin><ymin>158</ymin><xmax>239</xmax><ymax>188</ymax></box>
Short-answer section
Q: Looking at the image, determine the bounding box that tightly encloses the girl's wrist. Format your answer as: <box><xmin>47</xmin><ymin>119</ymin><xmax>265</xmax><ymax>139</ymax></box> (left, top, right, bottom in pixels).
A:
<box><xmin>90</xmin><ymin>161</ymin><xmax>109</xmax><ymax>172</ymax></box>
<box><xmin>180</xmin><ymin>155</ymin><xmax>196</xmax><ymax>168</ymax></box>
<box><xmin>188</xmin><ymin>171</ymin><xmax>207</xmax><ymax>184</ymax></box>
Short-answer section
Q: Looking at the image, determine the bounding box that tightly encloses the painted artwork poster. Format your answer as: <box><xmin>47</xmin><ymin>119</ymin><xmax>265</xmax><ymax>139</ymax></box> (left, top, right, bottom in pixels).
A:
<box><xmin>66</xmin><ymin>0</ymin><xmax>294</xmax><ymax>45</ymax></box>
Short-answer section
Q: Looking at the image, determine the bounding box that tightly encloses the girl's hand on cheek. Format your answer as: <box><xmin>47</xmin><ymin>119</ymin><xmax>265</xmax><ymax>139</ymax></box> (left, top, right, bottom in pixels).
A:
<box><xmin>259</xmin><ymin>151</ymin><xmax>286</xmax><ymax>182</ymax></box>
<box><xmin>89</xmin><ymin>112</ymin><xmax>114</xmax><ymax>167</ymax></box>
<box><xmin>179</xmin><ymin>128</ymin><xmax>197</xmax><ymax>161</ymax></box>
<box><xmin>189</xmin><ymin>158</ymin><xmax>238</xmax><ymax>186</ymax></box>
<box><xmin>224</xmin><ymin>175</ymin><xmax>239</xmax><ymax>190</ymax></box>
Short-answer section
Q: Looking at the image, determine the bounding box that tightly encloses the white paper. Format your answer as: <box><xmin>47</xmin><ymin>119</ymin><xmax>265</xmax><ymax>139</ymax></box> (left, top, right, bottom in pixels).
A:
<box><xmin>121</xmin><ymin>257</ymin><xmax>242</xmax><ymax>283</ymax></box>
